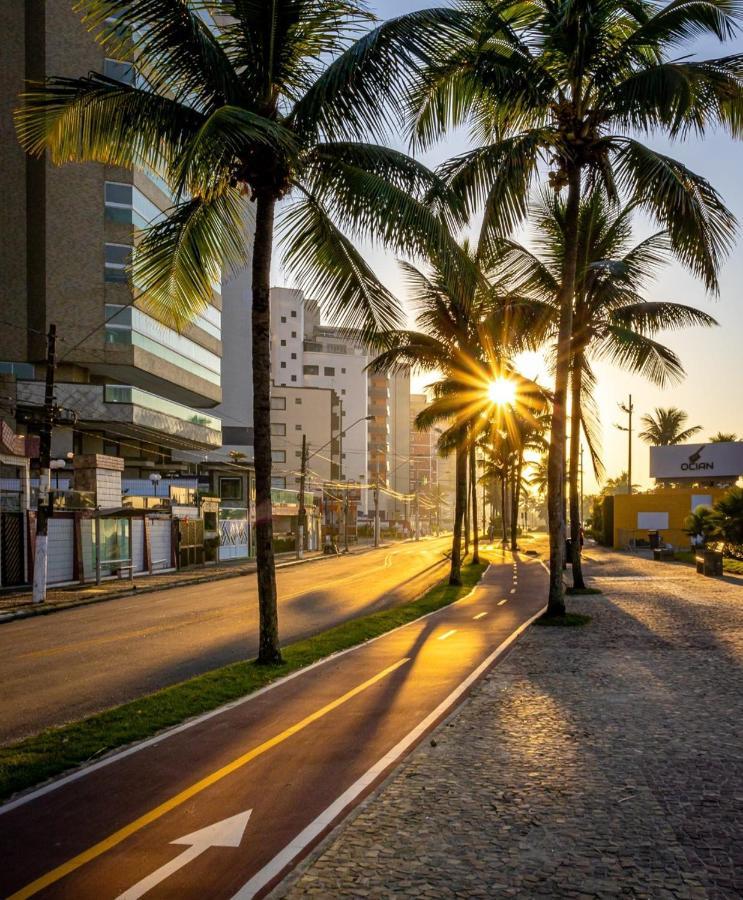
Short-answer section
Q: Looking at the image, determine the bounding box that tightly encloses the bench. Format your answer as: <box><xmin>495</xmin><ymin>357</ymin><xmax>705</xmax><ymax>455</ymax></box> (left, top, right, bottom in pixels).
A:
<box><xmin>150</xmin><ymin>558</ymin><xmax>169</xmax><ymax>572</ymax></box>
<box><xmin>653</xmin><ymin>547</ymin><xmax>675</xmax><ymax>561</ymax></box>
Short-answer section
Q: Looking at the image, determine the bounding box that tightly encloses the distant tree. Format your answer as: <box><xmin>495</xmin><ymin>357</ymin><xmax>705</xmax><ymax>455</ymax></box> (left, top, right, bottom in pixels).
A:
<box><xmin>601</xmin><ymin>472</ymin><xmax>640</xmax><ymax>496</ymax></box>
<box><xmin>709</xmin><ymin>432</ymin><xmax>738</xmax><ymax>443</ymax></box>
<box><xmin>639</xmin><ymin>408</ymin><xmax>702</xmax><ymax>446</ymax></box>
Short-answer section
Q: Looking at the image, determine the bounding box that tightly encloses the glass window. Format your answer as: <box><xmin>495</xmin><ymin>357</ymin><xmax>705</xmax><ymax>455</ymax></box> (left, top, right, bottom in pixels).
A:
<box><xmin>324</xmin><ymin>367</ymin><xmax>335</xmax><ymax>376</ymax></box>
<box><xmin>104</xmin><ymin>243</ymin><xmax>130</xmax><ymax>282</ymax></box>
<box><xmin>271</xmin><ymin>397</ymin><xmax>286</xmax><ymax>410</ymax></box>
<box><xmin>295</xmin><ymin>450</ymin><xmax>302</xmax><ymax>457</ymax></box>
<box><xmin>271</xmin><ymin>423</ymin><xmax>286</xmax><ymax>436</ymax></box>
<box><xmin>280</xmin><ymin>339</ymin><xmax>286</xmax><ymax>346</ymax></box>
<box><xmin>102</xmin><ymin>440</ymin><xmax>119</xmax><ymax>456</ymax></box>
<box><xmin>105</xmin><ymin>181</ymin><xmax>164</xmax><ymax>229</ymax></box>
<box><xmin>291</xmin><ymin>311</ymin><xmax>297</xmax><ymax>317</ymax></box>
<box><xmin>341</xmin><ymin>368</ymin><xmax>346</xmax><ymax>374</ymax></box>
<box><xmin>280</xmin><ymin>361</ymin><xmax>286</xmax><ymax>368</ymax></box>
<box><xmin>280</xmin><ymin>316</ymin><xmax>286</xmax><ymax>323</ymax></box>
<box><xmin>271</xmin><ymin>476</ymin><xmax>286</xmax><ymax>489</ymax></box>
<box><xmin>104</xmin><ymin>58</ymin><xmax>135</xmax><ymax>85</ymax></box>
<box><xmin>271</xmin><ymin>450</ymin><xmax>286</xmax><ymax>463</ymax></box>
<box><xmin>290</xmin><ymin>375</ymin><xmax>297</xmax><ymax>382</ymax></box>
<box><xmin>295</xmin><ymin>397</ymin><xmax>302</xmax><ymax>404</ymax></box>
<box><xmin>219</xmin><ymin>477</ymin><xmax>242</xmax><ymax>500</ymax></box>
<box><xmin>290</xmin><ymin>353</ymin><xmax>296</xmax><ymax>360</ymax></box>
<box><xmin>303</xmin><ymin>365</ymin><xmax>319</xmax><ymax>375</ymax></box>
<box><xmin>295</xmin><ymin>424</ymin><xmax>301</xmax><ymax>431</ymax></box>
<box><xmin>291</xmin><ymin>331</ymin><xmax>297</xmax><ymax>338</ymax></box>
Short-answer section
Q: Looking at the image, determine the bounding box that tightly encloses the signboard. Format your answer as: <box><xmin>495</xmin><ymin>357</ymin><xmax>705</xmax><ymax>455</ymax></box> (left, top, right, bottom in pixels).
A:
<box><xmin>650</xmin><ymin>442</ymin><xmax>743</xmax><ymax>480</ymax></box>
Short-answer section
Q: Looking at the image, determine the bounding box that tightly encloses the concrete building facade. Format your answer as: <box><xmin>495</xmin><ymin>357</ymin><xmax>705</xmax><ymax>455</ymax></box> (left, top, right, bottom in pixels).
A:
<box><xmin>1</xmin><ymin>0</ymin><xmax>223</xmax><ymax>486</ymax></box>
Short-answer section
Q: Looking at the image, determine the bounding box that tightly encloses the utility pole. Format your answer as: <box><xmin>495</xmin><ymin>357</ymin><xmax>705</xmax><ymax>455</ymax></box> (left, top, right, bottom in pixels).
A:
<box><xmin>414</xmin><ymin>492</ymin><xmax>420</xmax><ymax>540</ymax></box>
<box><xmin>343</xmin><ymin>483</ymin><xmax>349</xmax><ymax>553</ymax></box>
<box><xmin>296</xmin><ymin>433</ymin><xmax>307</xmax><ymax>559</ymax></box>
<box><xmin>33</xmin><ymin>324</ymin><xmax>57</xmax><ymax>605</ymax></box>
<box><xmin>373</xmin><ymin>460</ymin><xmax>380</xmax><ymax>548</ymax></box>
<box><xmin>616</xmin><ymin>394</ymin><xmax>635</xmax><ymax>495</ymax></box>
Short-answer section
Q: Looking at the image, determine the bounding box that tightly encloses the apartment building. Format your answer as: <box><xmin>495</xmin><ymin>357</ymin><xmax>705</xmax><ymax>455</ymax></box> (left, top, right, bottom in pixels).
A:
<box><xmin>270</xmin><ymin>288</ymin><xmax>410</xmax><ymax>517</ymax></box>
<box><xmin>269</xmin><ymin>385</ymin><xmax>340</xmax><ymax>490</ymax></box>
<box><xmin>410</xmin><ymin>393</ymin><xmax>438</xmax><ymax>493</ymax></box>
<box><xmin>1</xmin><ymin>1</ymin><xmax>222</xmax><ymax>483</ymax></box>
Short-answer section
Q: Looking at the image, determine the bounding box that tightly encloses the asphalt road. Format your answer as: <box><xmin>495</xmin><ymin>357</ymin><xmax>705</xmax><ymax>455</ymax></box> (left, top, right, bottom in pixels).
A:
<box><xmin>0</xmin><ymin>549</ymin><xmax>547</xmax><ymax>900</ymax></box>
<box><xmin>0</xmin><ymin>537</ymin><xmax>453</xmax><ymax>744</ymax></box>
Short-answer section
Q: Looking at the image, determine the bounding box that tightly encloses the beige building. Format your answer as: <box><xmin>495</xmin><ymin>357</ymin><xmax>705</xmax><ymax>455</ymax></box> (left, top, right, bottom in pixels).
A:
<box><xmin>1</xmin><ymin>1</ymin><xmax>223</xmax><ymax>483</ymax></box>
<box><xmin>269</xmin><ymin>385</ymin><xmax>340</xmax><ymax>490</ymax></box>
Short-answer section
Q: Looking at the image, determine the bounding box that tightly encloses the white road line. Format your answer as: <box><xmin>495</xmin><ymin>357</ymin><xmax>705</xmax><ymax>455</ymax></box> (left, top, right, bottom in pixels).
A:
<box><xmin>0</xmin><ymin>564</ymin><xmax>491</xmax><ymax>816</ymax></box>
<box><xmin>497</xmin><ymin>599</ymin><xmax>508</xmax><ymax>606</ymax></box>
<box><xmin>510</xmin><ymin>588</ymin><xmax>516</xmax><ymax>594</ymax></box>
<box><xmin>472</xmin><ymin>612</ymin><xmax>488</xmax><ymax>620</ymax></box>
<box><xmin>438</xmin><ymin>629</ymin><xmax>457</xmax><ymax>641</ymax></box>
<box><xmin>231</xmin><ymin>602</ymin><xmax>549</xmax><ymax>900</ymax></box>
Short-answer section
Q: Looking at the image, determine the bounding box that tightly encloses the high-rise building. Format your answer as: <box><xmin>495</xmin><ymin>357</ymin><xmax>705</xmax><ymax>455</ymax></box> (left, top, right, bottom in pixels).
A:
<box><xmin>410</xmin><ymin>393</ymin><xmax>438</xmax><ymax>493</ymax></box>
<box><xmin>1</xmin><ymin>1</ymin><xmax>223</xmax><ymax>480</ymax></box>
<box><xmin>269</xmin><ymin>288</ymin><xmax>410</xmax><ymax>517</ymax></box>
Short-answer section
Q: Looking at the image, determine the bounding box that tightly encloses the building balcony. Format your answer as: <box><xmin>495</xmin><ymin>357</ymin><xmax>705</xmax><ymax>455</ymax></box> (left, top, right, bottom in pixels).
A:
<box><xmin>16</xmin><ymin>382</ymin><xmax>222</xmax><ymax>451</ymax></box>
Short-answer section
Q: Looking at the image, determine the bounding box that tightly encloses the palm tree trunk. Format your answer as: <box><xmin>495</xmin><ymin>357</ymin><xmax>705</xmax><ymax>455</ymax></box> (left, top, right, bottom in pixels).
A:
<box><xmin>252</xmin><ymin>193</ymin><xmax>282</xmax><ymax>664</ymax></box>
<box><xmin>569</xmin><ymin>348</ymin><xmax>586</xmax><ymax>589</ymax></box>
<box><xmin>470</xmin><ymin>443</ymin><xmax>479</xmax><ymax>564</ymax></box>
<box><xmin>501</xmin><ymin>465</ymin><xmax>508</xmax><ymax>547</ymax></box>
<box><xmin>463</xmin><ymin>456</ymin><xmax>470</xmax><ymax>556</ymax></box>
<box><xmin>511</xmin><ymin>449</ymin><xmax>523</xmax><ymax>552</ymax></box>
<box><xmin>546</xmin><ymin>165</ymin><xmax>582</xmax><ymax>617</ymax></box>
<box><xmin>449</xmin><ymin>444</ymin><xmax>467</xmax><ymax>585</ymax></box>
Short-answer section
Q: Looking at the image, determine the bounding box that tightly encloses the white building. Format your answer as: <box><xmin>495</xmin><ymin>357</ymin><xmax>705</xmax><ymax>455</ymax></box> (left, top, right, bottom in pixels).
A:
<box><xmin>269</xmin><ymin>288</ymin><xmax>412</xmax><ymax>519</ymax></box>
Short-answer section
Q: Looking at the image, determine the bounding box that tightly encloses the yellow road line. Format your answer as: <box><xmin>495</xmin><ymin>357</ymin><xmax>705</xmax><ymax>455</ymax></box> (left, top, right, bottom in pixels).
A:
<box><xmin>9</xmin><ymin>657</ymin><xmax>410</xmax><ymax>900</ymax></box>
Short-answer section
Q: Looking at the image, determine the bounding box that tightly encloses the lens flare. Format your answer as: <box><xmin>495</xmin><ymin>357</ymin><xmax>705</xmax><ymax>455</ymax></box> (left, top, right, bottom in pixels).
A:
<box><xmin>487</xmin><ymin>377</ymin><xmax>516</xmax><ymax>407</ymax></box>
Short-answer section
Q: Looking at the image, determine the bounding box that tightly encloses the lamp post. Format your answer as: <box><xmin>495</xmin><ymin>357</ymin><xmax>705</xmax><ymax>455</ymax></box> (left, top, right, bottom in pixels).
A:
<box><xmin>614</xmin><ymin>394</ymin><xmax>634</xmax><ymax>495</ymax></box>
<box><xmin>149</xmin><ymin>472</ymin><xmax>162</xmax><ymax>499</ymax></box>
<box><xmin>50</xmin><ymin>459</ymin><xmax>66</xmax><ymax>491</ymax></box>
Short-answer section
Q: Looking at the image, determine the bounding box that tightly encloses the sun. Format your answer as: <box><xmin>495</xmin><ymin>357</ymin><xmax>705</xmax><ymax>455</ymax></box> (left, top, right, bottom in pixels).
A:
<box><xmin>487</xmin><ymin>377</ymin><xmax>516</xmax><ymax>407</ymax></box>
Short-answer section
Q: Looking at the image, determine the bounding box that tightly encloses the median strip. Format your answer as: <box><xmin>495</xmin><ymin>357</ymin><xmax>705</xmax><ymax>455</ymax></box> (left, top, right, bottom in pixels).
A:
<box><xmin>0</xmin><ymin>560</ymin><xmax>488</xmax><ymax>803</ymax></box>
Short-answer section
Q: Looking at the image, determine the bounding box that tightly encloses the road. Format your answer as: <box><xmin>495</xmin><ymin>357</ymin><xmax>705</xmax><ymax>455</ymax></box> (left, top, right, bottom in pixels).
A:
<box><xmin>0</xmin><ymin>549</ymin><xmax>547</xmax><ymax>899</ymax></box>
<box><xmin>0</xmin><ymin>538</ymin><xmax>452</xmax><ymax>744</ymax></box>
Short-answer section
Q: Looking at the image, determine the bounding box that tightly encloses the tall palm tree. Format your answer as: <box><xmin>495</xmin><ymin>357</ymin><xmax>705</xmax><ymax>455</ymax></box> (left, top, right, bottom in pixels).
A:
<box><xmin>16</xmin><ymin>1</ymin><xmax>463</xmax><ymax>663</ymax></box>
<box><xmin>639</xmin><ymin>408</ymin><xmax>703</xmax><ymax>445</ymax></box>
<box><xmin>408</xmin><ymin>0</ymin><xmax>742</xmax><ymax>614</ymax></box>
<box><xmin>370</xmin><ymin>239</ymin><xmax>545</xmax><ymax>582</ymax></box>
<box><xmin>508</xmin><ymin>411</ymin><xmax>549</xmax><ymax>552</ymax></box>
<box><xmin>499</xmin><ymin>189</ymin><xmax>717</xmax><ymax>586</ymax></box>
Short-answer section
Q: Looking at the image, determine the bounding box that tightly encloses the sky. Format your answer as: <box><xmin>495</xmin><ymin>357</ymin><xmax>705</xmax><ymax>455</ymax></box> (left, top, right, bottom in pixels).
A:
<box><xmin>279</xmin><ymin>1</ymin><xmax>743</xmax><ymax>494</ymax></box>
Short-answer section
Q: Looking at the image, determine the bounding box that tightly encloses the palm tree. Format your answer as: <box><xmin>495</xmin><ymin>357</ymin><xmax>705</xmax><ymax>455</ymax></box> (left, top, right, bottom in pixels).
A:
<box><xmin>17</xmin><ymin>1</ymin><xmax>463</xmax><ymax>663</ymax></box>
<box><xmin>370</xmin><ymin>239</ymin><xmax>545</xmax><ymax>583</ymax></box>
<box><xmin>639</xmin><ymin>408</ymin><xmax>703</xmax><ymax>445</ymax></box>
<box><xmin>499</xmin><ymin>189</ymin><xmax>717</xmax><ymax>586</ymax></box>
<box><xmin>508</xmin><ymin>412</ymin><xmax>549</xmax><ymax>552</ymax></box>
<box><xmin>601</xmin><ymin>471</ymin><xmax>639</xmax><ymax>495</ymax></box>
<box><xmin>408</xmin><ymin>0</ymin><xmax>742</xmax><ymax>614</ymax></box>
<box><xmin>710</xmin><ymin>432</ymin><xmax>738</xmax><ymax>443</ymax></box>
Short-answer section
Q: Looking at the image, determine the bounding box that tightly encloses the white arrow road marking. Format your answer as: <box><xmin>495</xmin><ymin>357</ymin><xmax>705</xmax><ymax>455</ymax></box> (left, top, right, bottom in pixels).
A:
<box><xmin>115</xmin><ymin>811</ymin><xmax>252</xmax><ymax>900</ymax></box>
<box><xmin>438</xmin><ymin>629</ymin><xmax>457</xmax><ymax>641</ymax></box>
<box><xmin>473</xmin><ymin>612</ymin><xmax>488</xmax><ymax>620</ymax></box>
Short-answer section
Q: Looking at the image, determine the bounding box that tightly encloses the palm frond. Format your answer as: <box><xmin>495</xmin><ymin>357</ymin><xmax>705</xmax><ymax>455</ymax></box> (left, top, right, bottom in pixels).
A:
<box><xmin>613</xmin><ymin>138</ymin><xmax>737</xmax><ymax>293</ymax></box>
<box><xmin>597</xmin><ymin>325</ymin><xmax>686</xmax><ymax>386</ymax></box>
<box><xmin>279</xmin><ymin>190</ymin><xmax>405</xmax><ymax>341</ymax></box>
<box><xmin>133</xmin><ymin>186</ymin><xmax>249</xmax><ymax>330</ymax></box>
<box><xmin>610</xmin><ymin>301</ymin><xmax>718</xmax><ymax>333</ymax></box>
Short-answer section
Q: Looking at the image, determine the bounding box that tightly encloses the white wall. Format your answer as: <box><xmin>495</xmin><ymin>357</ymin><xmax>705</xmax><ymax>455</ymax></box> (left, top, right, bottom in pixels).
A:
<box><xmin>47</xmin><ymin>519</ymin><xmax>74</xmax><ymax>584</ymax></box>
<box><xmin>271</xmin><ymin>287</ymin><xmax>305</xmax><ymax>386</ymax></box>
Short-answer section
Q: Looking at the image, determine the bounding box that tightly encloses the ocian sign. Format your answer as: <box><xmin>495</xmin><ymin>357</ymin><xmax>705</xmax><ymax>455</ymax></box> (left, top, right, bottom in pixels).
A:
<box><xmin>650</xmin><ymin>442</ymin><xmax>743</xmax><ymax>480</ymax></box>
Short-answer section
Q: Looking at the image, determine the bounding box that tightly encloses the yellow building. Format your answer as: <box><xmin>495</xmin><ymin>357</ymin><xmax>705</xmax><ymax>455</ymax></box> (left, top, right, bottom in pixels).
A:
<box><xmin>612</xmin><ymin>487</ymin><xmax>728</xmax><ymax>549</ymax></box>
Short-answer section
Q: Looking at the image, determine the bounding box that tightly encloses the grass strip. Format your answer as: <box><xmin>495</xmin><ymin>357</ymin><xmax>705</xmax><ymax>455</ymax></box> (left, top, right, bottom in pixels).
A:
<box><xmin>566</xmin><ymin>586</ymin><xmax>603</xmax><ymax>595</ymax></box>
<box><xmin>535</xmin><ymin>612</ymin><xmax>592</xmax><ymax>627</ymax></box>
<box><xmin>0</xmin><ymin>559</ymin><xmax>488</xmax><ymax>803</ymax></box>
<box><xmin>673</xmin><ymin>550</ymin><xmax>743</xmax><ymax>575</ymax></box>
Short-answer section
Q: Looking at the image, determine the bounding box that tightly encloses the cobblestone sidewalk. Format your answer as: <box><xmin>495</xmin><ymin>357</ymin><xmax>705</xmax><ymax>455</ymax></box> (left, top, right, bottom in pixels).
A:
<box><xmin>285</xmin><ymin>548</ymin><xmax>743</xmax><ymax>899</ymax></box>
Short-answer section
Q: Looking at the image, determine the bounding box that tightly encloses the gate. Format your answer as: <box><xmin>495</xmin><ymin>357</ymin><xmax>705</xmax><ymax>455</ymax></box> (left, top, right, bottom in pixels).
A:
<box><xmin>1</xmin><ymin>512</ymin><xmax>26</xmax><ymax>586</ymax></box>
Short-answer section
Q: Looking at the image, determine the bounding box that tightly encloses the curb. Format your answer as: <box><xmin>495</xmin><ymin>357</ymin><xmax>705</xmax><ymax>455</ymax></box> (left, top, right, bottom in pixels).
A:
<box><xmin>0</xmin><ymin>542</ymin><xmax>397</xmax><ymax>625</ymax></box>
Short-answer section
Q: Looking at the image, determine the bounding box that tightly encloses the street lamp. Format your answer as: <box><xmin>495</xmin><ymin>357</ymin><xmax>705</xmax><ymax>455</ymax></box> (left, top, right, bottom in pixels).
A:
<box><xmin>149</xmin><ymin>472</ymin><xmax>162</xmax><ymax>498</ymax></box>
<box><xmin>50</xmin><ymin>459</ymin><xmax>66</xmax><ymax>490</ymax></box>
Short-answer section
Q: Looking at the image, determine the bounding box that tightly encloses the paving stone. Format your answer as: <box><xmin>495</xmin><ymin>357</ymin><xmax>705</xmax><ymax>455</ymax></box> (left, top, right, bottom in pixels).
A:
<box><xmin>284</xmin><ymin>549</ymin><xmax>743</xmax><ymax>899</ymax></box>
